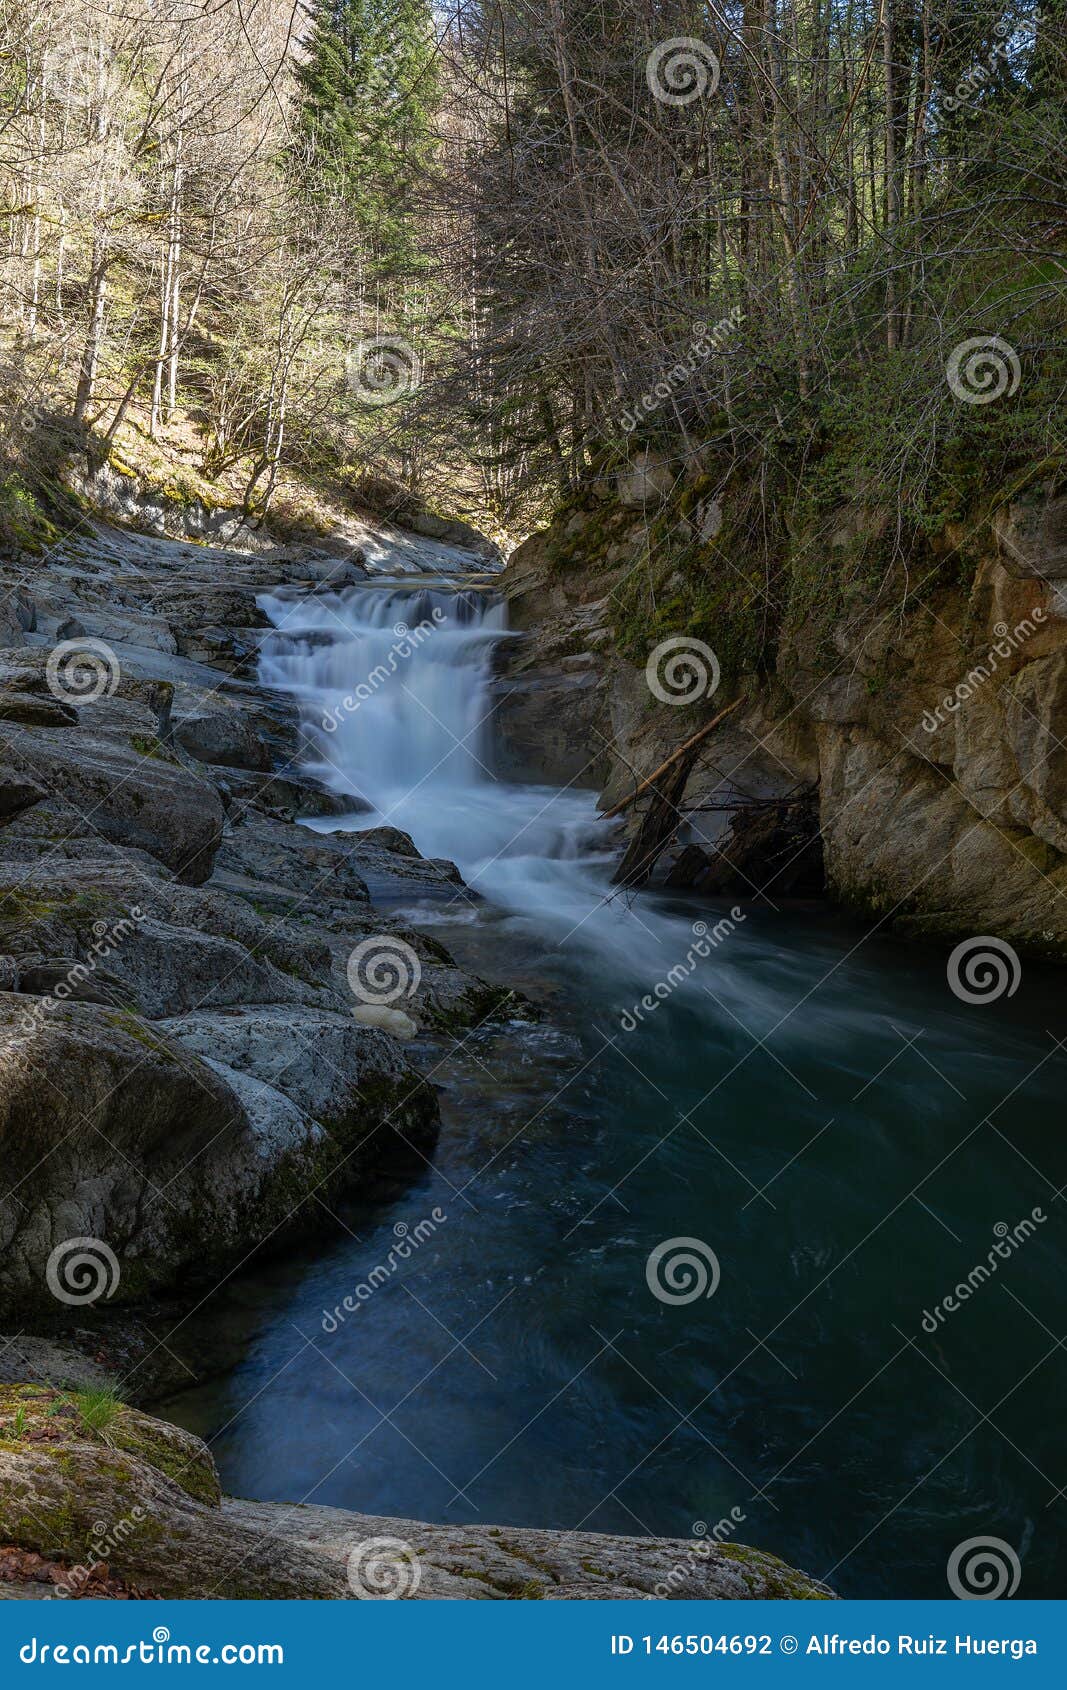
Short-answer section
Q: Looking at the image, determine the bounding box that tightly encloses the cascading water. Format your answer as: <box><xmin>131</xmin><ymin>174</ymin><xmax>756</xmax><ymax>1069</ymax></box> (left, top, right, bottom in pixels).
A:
<box><xmin>258</xmin><ymin>588</ymin><xmax>510</xmax><ymax>811</ymax></box>
<box><xmin>258</xmin><ymin>583</ymin><xmax>508</xmax><ymax>803</ymax></box>
<box><xmin>257</xmin><ymin>582</ymin><xmax>628</xmax><ymax>953</ymax></box>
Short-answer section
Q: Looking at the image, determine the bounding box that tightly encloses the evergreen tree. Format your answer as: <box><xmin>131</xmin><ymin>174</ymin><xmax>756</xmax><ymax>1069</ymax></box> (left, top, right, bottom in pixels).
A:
<box><xmin>294</xmin><ymin>0</ymin><xmax>438</xmax><ymax>272</ymax></box>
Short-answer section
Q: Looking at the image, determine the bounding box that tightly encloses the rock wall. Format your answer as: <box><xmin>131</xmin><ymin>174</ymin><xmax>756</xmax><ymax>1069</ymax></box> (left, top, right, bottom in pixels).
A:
<box><xmin>495</xmin><ymin>468</ymin><xmax>1067</xmax><ymax>955</ymax></box>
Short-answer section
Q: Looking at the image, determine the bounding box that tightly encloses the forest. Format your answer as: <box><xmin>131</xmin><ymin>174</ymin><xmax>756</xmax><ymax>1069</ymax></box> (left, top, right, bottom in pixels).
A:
<box><xmin>1</xmin><ymin>1</ymin><xmax>1061</xmax><ymax>545</ymax></box>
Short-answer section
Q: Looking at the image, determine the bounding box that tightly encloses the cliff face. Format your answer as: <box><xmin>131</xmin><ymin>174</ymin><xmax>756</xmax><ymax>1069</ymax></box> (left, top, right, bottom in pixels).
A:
<box><xmin>495</xmin><ymin>462</ymin><xmax>1067</xmax><ymax>955</ymax></box>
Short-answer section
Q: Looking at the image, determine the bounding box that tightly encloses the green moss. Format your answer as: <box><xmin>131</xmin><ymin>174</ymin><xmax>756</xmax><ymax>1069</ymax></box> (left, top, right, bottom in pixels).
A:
<box><xmin>0</xmin><ymin>886</ymin><xmax>110</xmax><ymax>923</ymax></box>
<box><xmin>103</xmin><ymin>1009</ymin><xmax>174</xmax><ymax>1057</ymax></box>
<box><xmin>108</xmin><ymin>1414</ymin><xmax>221</xmax><ymax>1507</ymax></box>
<box><xmin>0</xmin><ymin>892</ymin><xmax>64</xmax><ymax>924</ymax></box>
<box><xmin>610</xmin><ymin>518</ymin><xmax>770</xmax><ymax>686</ymax></box>
<box><xmin>129</xmin><ymin>734</ymin><xmax>176</xmax><ymax>762</ymax></box>
<box><xmin>0</xmin><ymin>1383</ymin><xmax>220</xmax><ymax>1511</ymax></box>
<box><xmin>0</xmin><ymin>473</ymin><xmax>60</xmax><ymax>552</ymax></box>
<box><xmin>716</xmin><ymin>1542</ymin><xmax>832</xmax><ymax>1599</ymax></box>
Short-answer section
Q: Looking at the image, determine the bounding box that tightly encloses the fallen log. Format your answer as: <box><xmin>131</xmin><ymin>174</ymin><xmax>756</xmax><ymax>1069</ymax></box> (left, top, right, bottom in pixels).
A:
<box><xmin>612</xmin><ymin>747</ymin><xmax>698</xmax><ymax>889</ymax></box>
<box><xmin>600</xmin><ymin>697</ymin><xmax>743</xmax><ymax>822</ymax></box>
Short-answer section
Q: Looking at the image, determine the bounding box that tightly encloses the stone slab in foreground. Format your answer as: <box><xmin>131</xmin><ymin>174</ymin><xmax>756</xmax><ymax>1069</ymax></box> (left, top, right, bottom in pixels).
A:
<box><xmin>0</xmin><ymin>1384</ymin><xmax>833</xmax><ymax>1601</ymax></box>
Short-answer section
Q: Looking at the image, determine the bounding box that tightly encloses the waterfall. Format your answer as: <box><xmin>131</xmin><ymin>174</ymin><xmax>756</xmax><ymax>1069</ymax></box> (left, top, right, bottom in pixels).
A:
<box><xmin>258</xmin><ymin>580</ymin><xmax>778</xmax><ymax>1012</ymax></box>
<box><xmin>256</xmin><ymin>582</ymin><xmax>768</xmax><ymax>1001</ymax></box>
<box><xmin>257</xmin><ymin>584</ymin><xmax>608</xmax><ymax>905</ymax></box>
<box><xmin>258</xmin><ymin>585</ymin><xmax>508</xmax><ymax>802</ymax></box>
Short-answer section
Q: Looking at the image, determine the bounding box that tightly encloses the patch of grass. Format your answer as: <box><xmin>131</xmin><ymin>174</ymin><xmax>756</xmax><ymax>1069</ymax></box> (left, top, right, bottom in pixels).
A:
<box><xmin>71</xmin><ymin>1387</ymin><xmax>123</xmax><ymax>1436</ymax></box>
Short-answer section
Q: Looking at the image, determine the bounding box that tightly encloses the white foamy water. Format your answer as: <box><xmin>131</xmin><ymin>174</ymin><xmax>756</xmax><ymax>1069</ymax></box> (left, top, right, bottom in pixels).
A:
<box><xmin>258</xmin><ymin>582</ymin><xmax>608</xmax><ymax>899</ymax></box>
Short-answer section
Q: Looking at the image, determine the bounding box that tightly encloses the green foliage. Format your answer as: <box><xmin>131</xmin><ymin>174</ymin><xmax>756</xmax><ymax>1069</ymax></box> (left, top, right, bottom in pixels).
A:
<box><xmin>0</xmin><ymin>473</ymin><xmax>57</xmax><ymax>552</ymax></box>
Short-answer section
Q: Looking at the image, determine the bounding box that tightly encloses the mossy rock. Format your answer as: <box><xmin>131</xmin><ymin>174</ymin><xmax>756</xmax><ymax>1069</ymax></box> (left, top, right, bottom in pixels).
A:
<box><xmin>0</xmin><ymin>1383</ymin><xmax>343</xmax><ymax>1597</ymax></box>
<box><xmin>716</xmin><ymin>1541</ymin><xmax>835</xmax><ymax>1599</ymax></box>
<box><xmin>0</xmin><ymin>1384</ymin><xmax>218</xmax><ymax>1506</ymax></box>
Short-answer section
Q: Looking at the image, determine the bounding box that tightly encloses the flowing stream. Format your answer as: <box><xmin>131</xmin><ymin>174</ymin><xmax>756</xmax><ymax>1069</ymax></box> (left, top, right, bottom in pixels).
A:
<box><xmin>162</xmin><ymin>579</ymin><xmax>1067</xmax><ymax>1599</ymax></box>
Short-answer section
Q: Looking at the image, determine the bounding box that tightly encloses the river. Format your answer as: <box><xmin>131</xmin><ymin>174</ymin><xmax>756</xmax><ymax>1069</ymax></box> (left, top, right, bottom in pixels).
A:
<box><xmin>160</xmin><ymin>578</ymin><xmax>1067</xmax><ymax>1599</ymax></box>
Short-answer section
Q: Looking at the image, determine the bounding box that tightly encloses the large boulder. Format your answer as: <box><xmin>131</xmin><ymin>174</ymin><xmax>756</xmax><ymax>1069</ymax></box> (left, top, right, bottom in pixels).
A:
<box><xmin>214</xmin><ymin>810</ymin><xmax>370</xmax><ymax>909</ymax></box>
<box><xmin>0</xmin><ymin>864</ymin><xmax>340</xmax><ymax>1019</ymax></box>
<box><xmin>0</xmin><ymin>998</ymin><xmax>438</xmax><ymax>1316</ymax></box>
<box><xmin>0</xmin><ymin>998</ymin><xmax>251</xmax><ymax>1310</ymax></box>
<box><xmin>0</xmin><ymin>1385</ymin><xmax>340</xmax><ymax>1599</ymax></box>
<box><xmin>342</xmin><ymin>827</ymin><xmax>466</xmax><ymax>895</ymax></box>
<box><xmin>174</xmin><ymin>709</ymin><xmax>272</xmax><ymax>771</ymax></box>
<box><xmin>234</xmin><ymin>1501</ymin><xmax>837</xmax><ymax>1600</ymax></box>
<box><xmin>160</xmin><ymin>1004</ymin><xmax>435</xmax><ymax>1152</ymax></box>
<box><xmin>0</xmin><ymin>721</ymin><xmax>224</xmax><ymax>884</ymax></box>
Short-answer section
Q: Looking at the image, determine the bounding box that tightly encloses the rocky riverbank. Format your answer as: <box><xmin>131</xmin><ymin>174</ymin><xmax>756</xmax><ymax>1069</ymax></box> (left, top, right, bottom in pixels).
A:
<box><xmin>0</xmin><ymin>518</ymin><xmax>515</xmax><ymax>1326</ymax></box>
<box><xmin>494</xmin><ymin>456</ymin><xmax>1067</xmax><ymax>954</ymax></box>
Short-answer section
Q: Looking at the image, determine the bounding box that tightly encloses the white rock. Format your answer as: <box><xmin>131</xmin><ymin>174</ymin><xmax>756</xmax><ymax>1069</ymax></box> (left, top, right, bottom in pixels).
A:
<box><xmin>352</xmin><ymin>1003</ymin><xmax>418</xmax><ymax>1039</ymax></box>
